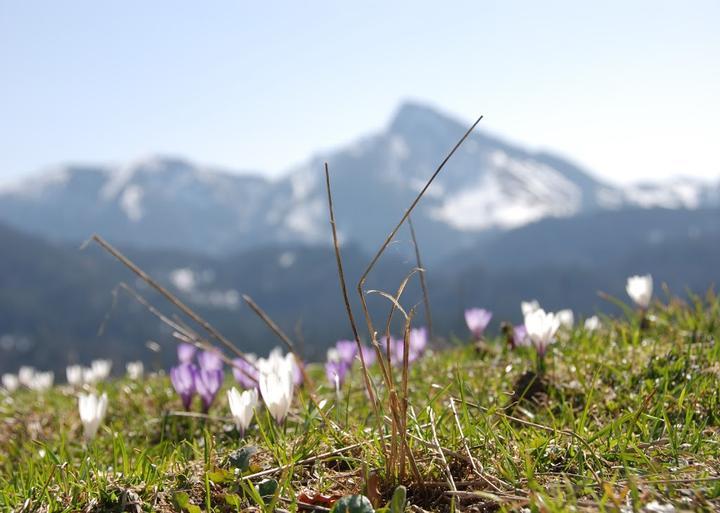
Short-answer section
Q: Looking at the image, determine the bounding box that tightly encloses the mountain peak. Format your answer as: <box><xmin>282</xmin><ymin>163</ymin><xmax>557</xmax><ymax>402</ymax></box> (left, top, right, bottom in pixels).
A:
<box><xmin>388</xmin><ymin>101</ymin><xmax>462</xmax><ymax>135</ymax></box>
<box><xmin>123</xmin><ymin>154</ymin><xmax>195</xmax><ymax>173</ymax></box>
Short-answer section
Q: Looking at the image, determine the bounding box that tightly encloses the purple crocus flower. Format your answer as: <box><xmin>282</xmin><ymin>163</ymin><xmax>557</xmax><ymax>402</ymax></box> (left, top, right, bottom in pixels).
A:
<box><xmin>465</xmin><ymin>308</ymin><xmax>493</xmax><ymax>340</ymax></box>
<box><xmin>408</xmin><ymin>327</ymin><xmax>427</xmax><ymax>361</ymax></box>
<box><xmin>390</xmin><ymin>337</ymin><xmax>405</xmax><ymax>366</ymax></box>
<box><xmin>335</xmin><ymin>340</ymin><xmax>358</xmax><ymax>366</ymax></box>
<box><xmin>513</xmin><ymin>325</ymin><xmax>530</xmax><ymax>348</ymax></box>
<box><xmin>291</xmin><ymin>356</ymin><xmax>304</xmax><ymax>386</ymax></box>
<box><xmin>358</xmin><ymin>344</ymin><xmax>377</xmax><ymax>367</ymax></box>
<box><xmin>232</xmin><ymin>355</ymin><xmax>259</xmax><ymax>389</ymax></box>
<box><xmin>325</xmin><ymin>344</ymin><xmax>354</xmax><ymax>388</ymax></box>
<box><xmin>195</xmin><ymin>368</ymin><xmax>224</xmax><ymax>412</ymax></box>
<box><xmin>325</xmin><ymin>359</ymin><xmax>350</xmax><ymax>388</ymax></box>
<box><xmin>389</xmin><ymin>327</ymin><xmax>428</xmax><ymax>365</ymax></box>
<box><xmin>170</xmin><ymin>363</ymin><xmax>197</xmax><ymax>410</ymax></box>
<box><xmin>380</xmin><ymin>335</ymin><xmax>398</xmax><ymax>363</ymax></box>
<box><xmin>197</xmin><ymin>349</ymin><xmax>223</xmax><ymax>371</ymax></box>
<box><xmin>177</xmin><ymin>343</ymin><xmax>197</xmax><ymax>364</ymax></box>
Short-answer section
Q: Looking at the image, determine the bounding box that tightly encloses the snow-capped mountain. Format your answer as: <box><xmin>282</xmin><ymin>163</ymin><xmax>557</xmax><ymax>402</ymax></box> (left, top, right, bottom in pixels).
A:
<box><xmin>1</xmin><ymin>102</ymin><xmax>718</xmax><ymax>259</ymax></box>
<box><xmin>0</xmin><ymin>157</ymin><xmax>275</xmax><ymax>254</ymax></box>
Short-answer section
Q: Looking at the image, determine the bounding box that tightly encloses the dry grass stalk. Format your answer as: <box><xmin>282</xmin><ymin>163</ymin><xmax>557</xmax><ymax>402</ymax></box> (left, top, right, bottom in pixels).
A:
<box><xmin>88</xmin><ymin>234</ymin><xmax>256</xmax><ymax>367</ymax></box>
<box><xmin>448</xmin><ymin>398</ymin><xmax>503</xmax><ymax>493</ymax></box>
<box><xmin>117</xmin><ymin>282</ymin><xmax>258</xmax><ymax>383</ymax></box>
<box><xmin>407</xmin><ymin>216</ymin><xmax>433</xmax><ymax>339</ymax></box>
<box><xmin>354</xmin><ymin>114</ymin><xmax>483</xmax><ymax>483</ymax></box>
<box><xmin>428</xmin><ymin>408</ymin><xmax>456</xmax><ymax>492</ymax></box>
<box><xmin>323</xmin><ymin>163</ymin><xmax>383</xmax><ymax>428</ymax></box>
<box><xmin>398</xmin><ymin>311</ymin><xmax>413</xmax><ymax>481</ymax></box>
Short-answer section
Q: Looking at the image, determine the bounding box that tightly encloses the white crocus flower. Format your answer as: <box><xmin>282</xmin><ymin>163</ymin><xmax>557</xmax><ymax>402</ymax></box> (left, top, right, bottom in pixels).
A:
<box><xmin>82</xmin><ymin>366</ymin><xmax>98</xmax><ymax>384</ymax></box>
<box><xmin>584</xmin><ymin>316</ymin><xmax>601</xmax><ymax>332</ymax></box>
<box><xmin>91</xmin><ymin>359</ymin><xmax>112</xmax><ymax>381</ymax></box>
<box><xmin>257</xmin><ymin>348</ymin><xmax>295</xmax><ymax>424</ymax></box>
<box><xmin>29</xmin><ymin>371</ymin><xmax>54</xmax><ymax>391</ymax></box>
<box><xmin>78</xmin><ymin>392</ymin><xmax>108</xmax><ymax>440</ymax></box>
<box><xmin>18</xmin><ymin>366</ymin><xmax>35</xmax><ymax>387</ymax></box>
<box><xmin>626</xmin><ymin>274</ymin><xmax>653</xmax><ymax>309</ymax></box>
<box><xmin>227</xmin><ymin>387</ymin><xmax>258</xmax><ymax>435</ymax></box>
<box><xmin>326</xmin><ymin>348</ymin><xmax>340</xmax><ymax>362</ymax></box>
<box><xmin>333</xmin><ymin>372</ymin><xmax>341</xmax><ymax>397</ymax></box>
<box><xmin>125</xmin><ymin>361</ymin><xmax>144</xmax><ymax>380</ymax></box>
<box><xmin>2</xmin><ymin>374</ymin><xmax>19</xmax><ymax>392</ymax></box>
<box><xmin>521</xmin><ymin>300</ymin><xmax>541</xmax><ymax>317</ymax></box>
<box><xmin>643</xmin><ymin>501</ymin><xmax>675</xmax><ymax>513</ymax></box>
<box><xmin>66</xmin><ymin>365</ymin><xmax>84</xmax><ymax>386</ymax></box>
<box><xmin>557</xmin><ymin>309</ymin><xmax>574</xmax><ymax>329</ymax></box>
<box><xmin>524</xmin><ymin>308</ymin><xmax>561</xmax><ymax>358</ymax></box>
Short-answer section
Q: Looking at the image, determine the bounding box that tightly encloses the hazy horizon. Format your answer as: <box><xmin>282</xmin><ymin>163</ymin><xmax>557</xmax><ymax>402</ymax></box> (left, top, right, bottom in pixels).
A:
<box><xmin>2</xmin><ymin>1</ymin><xmax>719</xmax><ymax>185</ymax></box>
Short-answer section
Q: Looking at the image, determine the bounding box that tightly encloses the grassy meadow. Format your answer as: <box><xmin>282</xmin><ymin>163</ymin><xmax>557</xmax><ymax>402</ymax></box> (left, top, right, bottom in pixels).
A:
<box><xmin>1</xmin><ymin>289</ymin><xmax>719</xmax><ymax>512</ymax></box>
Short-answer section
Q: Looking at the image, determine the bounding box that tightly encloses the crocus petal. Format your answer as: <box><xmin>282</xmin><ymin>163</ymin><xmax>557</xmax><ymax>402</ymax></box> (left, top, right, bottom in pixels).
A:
<box><xmin>465</xmin><ymin>308</ymin><xmax>493</xmax><ymax>339</ymax></box>
<box><xmin>177</xmin><ymin>343</ymin><xmax>197</xmax><ymax>364</ymax></box>
<box><xmin>29</xmin><ymin>371</ymin><xmax>54</xmax><ymax>391</ymax></box>
<box><xmin>257</xmin><ymin>348</ymin><xmax>295</xmax><ymax>423</ymax></box>
<box><xmin>170</xmin><ymin>363</ymin><xmax>197</xmax><ymax>410</ymax></box>
<box><xmin>195</xmin><ymin>368</ymin><xmax>224</xmax><ymax>412</ymax></box>
<box><xmin>78</xmin><ymin>392</ymin><xmax>108</xmax><ymax>440</ymax></box>
<box><xmin>521</xmin><ymin>300</ymin><xmax>541</xmax><ymax>317</ymax></box>
<box><xmin>584</xmin><ymin>316</ymin><xmax>601</xmax><ymax>331</ymax></box>
<box><xmin>335</xmin><ymin>340</ymin><xmax>358</xmax><ymax>366</ymax></box>
<box><xmin>408</xmin><ymin>327</ymin><xmax>428</xmax><ymax>361</ymax></box>
<box><xmin>358</xmin><ymin>345</ymin><xmax>377</xmax><ymax>367</ymax></box>
<box><xmin>2</xmin><ymin>374</ymin><xmax>19</xmax><ymax>392</ymax></box>
<box><xmin>227</xmin><ymin>386</ymin><xmax>258</xmax><ymax>434</ymax></box>
<box><xmin>557</xmin><ymin>309</ymin><xmax>574</xmax><ymax>329</ymax></box>
<box><xmin>197</xmin><ymin>350</ymin><xmax>224</xmax><ymax>371</ymax></box>
<box><xmin>82</xmin><ymin>366</ymin><xmax>97</xmax><ymax>384</ymax></box>
<box><xmin>626</xmin><ymin>274</ymin><xmax>653</xmax><ymax>309</ymax></box>
<box><xmin>513</xmin><ymin>325</ymin><xmax>530</xmax><ymax>347</ymax></box>
<box><xmin>90</xmin><ymin>359</ymin><xmax>112</xmax><ymax>381</ymax></box>
<box><xmin>126</xmin><ymin>361</ymin><xmax>144</xmax><ymax>380</ymax></box>
<box><xmin>18</xmin><ymin>366</ymin><xmax>35</xmax><ymax>387</ymax></box>
<box><xmin>290</xmin><ymin>354</ymin><xmax>303</xmax><ymax>386</ymax></box>
<box><xmin>232</xmin><ymin>355</ymin><xmax>258</xmax><ymax>389</ymax></box>
<box><xmin>66</xmin><ymin>365</ymin><xmax>83</xmax><ymax>386</ymax></box>
<box><xmin>524</xmin><ymin>308</ymin><xmax>560</xmax><ymax>358</ymax></box>
<box><xmin>325</xmin><ymin>360</ymin><xmax>349</xmax><ymax>387</ymax></box>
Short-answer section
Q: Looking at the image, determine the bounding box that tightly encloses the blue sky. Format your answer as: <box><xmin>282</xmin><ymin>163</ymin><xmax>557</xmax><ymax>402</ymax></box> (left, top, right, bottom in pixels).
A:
<box><xmin>1</xmin><ymin>1</ymin><xmax>718</xmax><ymax>184</ymax></box>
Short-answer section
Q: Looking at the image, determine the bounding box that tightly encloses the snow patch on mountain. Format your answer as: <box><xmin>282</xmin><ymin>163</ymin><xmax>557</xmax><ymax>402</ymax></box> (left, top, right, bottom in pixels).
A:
<box><xmin>389</xmin><ymin>135</ymin><xmax>410</xmax><ymax>160</ymax></box>
<box><xmin>168</xmin><ymin>266</ymin><xmax>239</xmax><ymax>309</ymax></box>
<box><xmin>289</xmin><ymin>166</ymin><xmax>317</xmax><ymax>200</ymax></box>
<box><xmin>284</xmin><ymin>198</ymin><xmax>325</xmax><ymax>241</ymax></box>
<box><xmin>119</xmin><ymin>185</ymin><xmax>144</xmax><ymax>221</ymax></box>
<box><xmin>624</xmin><ymin>179</ymin><xmax>707</xmax><ymax>209</ymax></box>
<box><xmin>0</xmin><ymin>167</ymin><xmax>71</xmax><ymax>199</ymax></box>
<box><xmin>101</xmin><ymin>156</ymin><xmax>199</xmax><ymax>202</ymax></box>
<box><xmin>430</xmin><ymin>151</ymin><xmax>582</xmax><ymax>230</ymax></box>
<box><xmin>170</xmin><ymin>268</ymin><xmax>196</xmax><ymax>293</ymax></box>
<box><xmin>100</xmin><ymin>161</ymin><xmax>142</xmax><ymax>201</ymax></box>
<box><xmin>595</xmin><ymin>187</ymin><xmax>626</xmax><ymax>209</ymax></box>
<box><xmin>463</xmin><ymin>139</ymin><xmax>480</xmax><ymax>154</ymax></box>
